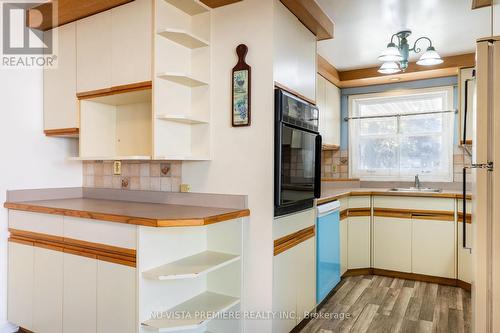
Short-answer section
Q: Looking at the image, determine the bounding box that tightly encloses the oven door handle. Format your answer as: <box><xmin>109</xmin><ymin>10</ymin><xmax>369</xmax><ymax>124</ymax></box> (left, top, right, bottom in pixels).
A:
<box><xmin>314</xmin><ymin>134</ymin><xmax>322</xmax><ymax>198</ymax></box>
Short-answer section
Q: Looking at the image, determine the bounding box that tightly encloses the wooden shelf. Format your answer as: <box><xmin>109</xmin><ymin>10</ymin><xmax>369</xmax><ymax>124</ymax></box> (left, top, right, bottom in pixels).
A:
<box><xmin>162</xmin><ymin>0</ymin><xmax>209</xmax><ymax>16</ymax></box>
<box><xmin>157</xmin><ymin>72</ymin><xmax>208</xmax><ymax>87</ymax></box>
<box><xmin>322</xmin><ymin>144</ymin><xmax>340</xmax><ymax>151</ymax></box>
<box><xmin>141</xmin><ymin>291</ymin><xmax>240</xmax><ymax>332</ymax></box>
<box><xmin>156</xmin><ymin>114</ymin><xmax>208</xmax><ymax>124</ymax></box>
<box><xmin>142</xmin><ymin>251</ymin><xmax>240</xmax><ymax>280</ymax></box>
<box><xmin>69</xmin><ymin>155</ymin><xmax>151</xmax><ymax>161</ymax></box>
<box><xmin>154</xmin><ymin>155</ymin><xmax>211</xmax><ymax>161</ymax></box>
<box><xmin>157</xmin><ymin>29</ymin><xmax>209</xmax><ymax>49</ymax></box>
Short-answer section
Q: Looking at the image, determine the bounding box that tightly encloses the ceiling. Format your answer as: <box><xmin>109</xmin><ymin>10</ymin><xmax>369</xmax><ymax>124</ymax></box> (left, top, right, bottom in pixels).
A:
<box><xmin>317</xmin><ymin>0</ymin><xmax>491</xmax><ymax>71</ymax></box>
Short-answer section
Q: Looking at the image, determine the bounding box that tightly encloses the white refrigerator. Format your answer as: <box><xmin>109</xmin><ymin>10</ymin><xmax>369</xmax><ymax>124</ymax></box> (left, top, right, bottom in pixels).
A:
<box><xmin>472</xmin><ymin>37</ymin><xmax>500</xmax><ymax>333</ymax></box>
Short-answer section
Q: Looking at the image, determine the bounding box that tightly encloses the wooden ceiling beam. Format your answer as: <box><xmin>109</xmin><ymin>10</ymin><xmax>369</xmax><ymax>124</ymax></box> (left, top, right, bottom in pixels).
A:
<box><xmin>472</xmin><ymin>0</ymin><xmax>492</xmax><ymax>10</ymax></box>
<box><xmin>317</xmin><ymin>54</ymin><xmax>340</xmax><ymax>86</ymax></box>
<box><xmin>29</xmin><ymin>0</ymin><xmax>243</xmax><ymax>31</ymax></box>
<box><xmin>280</xmin><ymin>0</ymin><xmax>334</xmax><ymax>41</ymax></box>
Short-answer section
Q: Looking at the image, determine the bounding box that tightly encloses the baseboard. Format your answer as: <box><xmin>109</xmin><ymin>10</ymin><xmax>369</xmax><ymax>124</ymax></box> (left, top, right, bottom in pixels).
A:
<box><xmin>341</xmin><ymin>268</ymin><xmax>472</xmax><ymax>291</ymax></box>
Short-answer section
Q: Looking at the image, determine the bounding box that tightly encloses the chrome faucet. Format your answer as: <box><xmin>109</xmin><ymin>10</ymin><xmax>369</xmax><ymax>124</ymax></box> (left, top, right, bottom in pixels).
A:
<box><xmin>414</xmin><ymin>174</ymin><xmax>421</xmax><ymax>189</ymax></box>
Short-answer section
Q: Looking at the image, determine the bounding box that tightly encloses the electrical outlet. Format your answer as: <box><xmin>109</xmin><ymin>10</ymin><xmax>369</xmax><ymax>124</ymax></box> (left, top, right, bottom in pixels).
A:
<box><xmin>113</xmin><ymin>161</ymin><xmax>122</xmax><ymax>175</ymax></box>
<box><xmin>332</xmin><ymin>165</ymin><xmax>337</xmax><ymax>173</ymax></box>
<box><xmin>180</xmin><ymin>184</ymin><xmax>191</xmax><ymax>193</ymax></box>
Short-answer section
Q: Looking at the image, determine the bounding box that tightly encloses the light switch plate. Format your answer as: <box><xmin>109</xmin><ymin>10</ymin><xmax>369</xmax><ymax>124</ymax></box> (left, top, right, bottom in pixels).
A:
<box><xmin>113</xmin><ymin>161</ymin><xmax>122</xmax><ymax>175</ymax></box>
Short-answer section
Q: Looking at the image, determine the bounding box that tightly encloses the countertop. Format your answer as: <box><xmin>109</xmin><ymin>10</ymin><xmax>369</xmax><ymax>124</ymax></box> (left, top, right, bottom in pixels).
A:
<box><xmin>318</xmin><ymin>187</ymin><xmax>471</xmax><ymax>205</ymax></box>
<box><xmin>4</xmin><ymin>188</ymin><xmax>250</xmax><ymax>227</ymax></box>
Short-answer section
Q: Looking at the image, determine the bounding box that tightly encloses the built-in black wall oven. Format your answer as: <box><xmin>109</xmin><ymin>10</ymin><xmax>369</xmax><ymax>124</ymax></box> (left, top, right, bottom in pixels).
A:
<box><xmin>274</xmin><ymin>88</ymin><xmax>321</xmax><ymax>217</ymax></box>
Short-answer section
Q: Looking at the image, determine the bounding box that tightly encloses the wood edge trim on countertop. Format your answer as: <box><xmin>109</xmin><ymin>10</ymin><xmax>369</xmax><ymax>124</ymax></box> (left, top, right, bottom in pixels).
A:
<box><xmin>341</xmin><ymin>268</ymin><xmax>471</xmax><ymax>291</ymax></box>
<box><xmin>4</xmin><ymin>202</ymin><xmax>249</xmax><ymax>227</ymax></box>
<box><xmin>44</xmin><ymin>128</ymin><xmax>79</xmax><ymax>137</ymax></box>
<box><xmin>275</xmin><ymin>81</ymin><xmax>316</xmax><ymax>105</ymax></box>
<box><xmin>274</xmin><ymin>225</ymin><xmax>315</xmax><ymax>256</ymax></box>
<box><xmin>77</xmin><ymin>81</ymin><xmax>152</xmax><ymax>100</ymax></box>
<box><xmin>317</xmin><ymin>191</ymin><xmax>472</xmax><ymax>205</ymax></box>
<box><xmin>321</xmin><ymin>178</ymin><xmax>360</xmax><ymax>182</ymax></box>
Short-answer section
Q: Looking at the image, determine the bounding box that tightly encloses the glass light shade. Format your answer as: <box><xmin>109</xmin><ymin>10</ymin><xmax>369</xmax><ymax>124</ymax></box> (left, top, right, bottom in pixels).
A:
<box><xmin>416</xmin><ymin>46</ymin><xmax>443</xmax><ymax>66</ymax></box>
<box><xmin>378</xmin><ymin>43</ymin><xmax>403</xmax><ymax>62</ymax></box>
<box><xmin>378</xmin><ymin>62</ymin><xmax>401</xmax><ymax>74</ymax></box>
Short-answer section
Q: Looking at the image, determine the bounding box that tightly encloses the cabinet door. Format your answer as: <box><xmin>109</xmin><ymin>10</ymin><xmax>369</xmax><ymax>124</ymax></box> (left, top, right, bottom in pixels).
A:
<box><xmin>373</xmin><ymin>217</ymin><xmax>412</xmax><ymax>272</ymax></box>
<box><xmin>296</xmin><ymin>238</ymin><xmax>316</xmax><ymax>321</ymax></box>
<box><xmin>347</xmin><ymin>217</ymin><xmax>371</xmax><ymax>269</ymax></box>
<box><xmin>272</xmin><ymin>248</ymin><xmax>297</xmax><ymax>333</ymax></box>
<box><xmin>324</xmin><ymin>81</ymin><xmax>341</xmax><ymax>146</ymax></box>
<box><xmin>76</xmin><ymin>10</ymin><xmax>112</xmax><ymax>92</ymax></box>
<box><xmin>44</xmin><ymin>22</ymin><xmax>78</xmax><ymax>130</ymax></box>
<box><xmin>63</xmin><ymin>253</ymin><xmax>97</xmax><ymax>333</ymax></box>
<box><xmin>340</xmin><ymin>217</ymin><xmax>348</xmax><ymax>275</ymax></box>
<box><xmin>97</xmin><ymin>261</ymin><xmax>136</xmax><ymax>333</ymax></box>
<box><xmin>33</xmin><ymin>246</ymin><xmax>63</xmax><ymax>333</ymax></box>
<box><xmin>412</xmin><ymin>218</ymin><xmax>455</xmax><ymax>278</ymax></box>
<box><xmin>111</xmin><ymin>0</ymin><xmax>152</xmax><ymax>87</ymax></box>
<box><xmin>8</xmin><ymin>242</ymin><xmax>34</xmax><ymax>330</ymax></box>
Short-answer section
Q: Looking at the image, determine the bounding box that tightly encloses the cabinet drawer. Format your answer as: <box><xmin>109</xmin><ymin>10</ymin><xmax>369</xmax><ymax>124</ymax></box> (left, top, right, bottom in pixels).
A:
<box><xmin>349</xmin><ymin>196</ymin><xmax>370</xmax><ymax>208</ymax></box>
<box><xmin>373</xmin><ymin>196</ymin><xmax>454</xmax><ymax>211</ymax></box>
<box><xmin>9</xmin><ymin>210</ymin><xmax>63</xmax><ymax>236</ymax></box>
<box><xmin>64</xmin><ymin>216</ymin><xmax>137</xmax><ymax>249</ymax></box>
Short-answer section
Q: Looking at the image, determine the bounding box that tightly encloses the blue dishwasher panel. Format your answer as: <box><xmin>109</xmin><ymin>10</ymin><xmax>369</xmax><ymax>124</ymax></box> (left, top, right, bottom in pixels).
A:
<box><xmin>316</xmin><ymin>207</ymin><xmax>340</xmax><ymax>303</ymax></box>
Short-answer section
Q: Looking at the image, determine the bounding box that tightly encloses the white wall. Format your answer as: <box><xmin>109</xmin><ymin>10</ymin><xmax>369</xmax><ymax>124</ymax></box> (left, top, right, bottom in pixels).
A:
<box><xmin>0</xmin><ymin>68</ymin><xmax>82</xmax><ymax>332</ymax></box>
<box><xmin>181</xmin><ymin>0</ymin><xmax>275</xmax><ymax>332</ymax></box>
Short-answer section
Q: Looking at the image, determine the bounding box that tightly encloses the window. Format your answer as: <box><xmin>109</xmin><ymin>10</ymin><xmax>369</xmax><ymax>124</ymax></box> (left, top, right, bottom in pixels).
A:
<box><xmin>349</xmin><ymin>87</ymin><xmax>454</xmax><ymax>181</ymax></box>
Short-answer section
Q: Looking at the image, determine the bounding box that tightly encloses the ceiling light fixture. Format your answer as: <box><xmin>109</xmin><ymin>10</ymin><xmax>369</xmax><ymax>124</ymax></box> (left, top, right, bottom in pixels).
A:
<box><xmin>377</xmin><ymin>30</ymin><xmax>443</xmax><ymax>74</ymax></box>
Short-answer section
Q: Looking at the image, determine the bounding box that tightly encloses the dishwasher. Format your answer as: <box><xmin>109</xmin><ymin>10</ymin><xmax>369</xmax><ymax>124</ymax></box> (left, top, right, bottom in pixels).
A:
<box><xmin>316</xmin><ymin>200</ymin><xmax>341</xmax><ymax>304</ymax></box>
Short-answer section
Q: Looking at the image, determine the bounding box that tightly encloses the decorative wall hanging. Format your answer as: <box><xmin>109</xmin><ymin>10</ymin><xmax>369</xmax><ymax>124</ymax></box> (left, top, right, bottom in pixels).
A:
<box><xmin>232</xmin><ymin>44</ymin><xmax>251</xmax><ymax>126</ymax></box>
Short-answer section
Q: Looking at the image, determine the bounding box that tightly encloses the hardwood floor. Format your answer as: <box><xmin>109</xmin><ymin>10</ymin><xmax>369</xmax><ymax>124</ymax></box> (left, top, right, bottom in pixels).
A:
<box><xmin>300</xmin><ymin>275</ymin><xmax>471</xmax><ymax>333</ymax></box>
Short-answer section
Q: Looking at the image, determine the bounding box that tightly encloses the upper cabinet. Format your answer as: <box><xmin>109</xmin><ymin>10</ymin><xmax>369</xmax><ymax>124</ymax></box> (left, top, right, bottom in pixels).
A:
<box><xmin>317</xmin><ymin>75</ymin><xmax>341</xmax><ymax>148</ymax></box>
<box><xmin>43</xmin><ymin>22</ymin><xmax>78</xmax><ymax>136</ymax></box>
<box><xmin>273</xmin><ymin>0</ymin><xmax>317</xmax><ymax>102</ymax></box>
<box><xmin>76</xmin><ymin>0</ymin><xmax>152</xmax><ymax>93</ymax></box>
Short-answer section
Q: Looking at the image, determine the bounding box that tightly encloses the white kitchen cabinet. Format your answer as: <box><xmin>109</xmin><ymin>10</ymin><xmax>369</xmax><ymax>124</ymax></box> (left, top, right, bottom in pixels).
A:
<box><xmin>76</xmin><ymin>0</ymin><xmax>152</xmax><ymax>93</ymax></box>
<box><xmin>295</xmin><ymin>238</ymin><xmax>316</xmax><ymax>322</ymax></box>
<box><xmin>273</xmin><ymin>238</ymin><xmax>315</xmax><ymax>333</ymax></box>
<box><xmin>76</xmin><ymin>10</ymin><xmax>112</xmax><ymax>93</ymax></box>
<box><xmin>97</xmin><ymin>261</ymin><xmax>136</xmax><ymax>333</ymax></box>
<box><xmin>63</xmin><ymin>253</ymin><xmax>97</xmax><ymax>333</ymax></box>
<box><xmin>347</xmin><ymin>217</ymin><xmax>371</xmax><ymax>269</ymax></box>
<box><xmin>412</xmin><ymin>218</ymin><xmax>455</xmax><ymax>278</ymax></box>
<box><xmin>8</xmin><ymin>242</ymin><xmax>34</xmax><ymax>331</ymax></box>
<box><xmin>33</xmin><ymin>246</ymin><xmax>63</xmax><ymax>333</ymax></box>
<box><xmin>111</xmin><ymin>0</ymin><xmax>152</xmax><ymax>87</ymax></box>
<box><xmin>43</xmin><ymin>22</ymin><xmax>78</xmax><ymax>132</ymax></box>
<box><xmin>317</xmin><ymin>75</ymin><xmax>341</xmax><ymax>147</ymax></box>
<box><xmin>458</xmin><ymin>199</ymin><xmax>473</xmax><ymax>283</ymax></box>
<box><xmin>373</xmin><ymin>217</ymin><xmax>412</xmax><ymax>272</ymax></box>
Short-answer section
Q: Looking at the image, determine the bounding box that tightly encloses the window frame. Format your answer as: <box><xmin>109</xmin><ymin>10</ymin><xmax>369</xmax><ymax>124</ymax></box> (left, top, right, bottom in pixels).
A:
<box><xmin>348</xmin><ymin>86</ymin><xmax>455</xmax><ymax>182</ymax></box>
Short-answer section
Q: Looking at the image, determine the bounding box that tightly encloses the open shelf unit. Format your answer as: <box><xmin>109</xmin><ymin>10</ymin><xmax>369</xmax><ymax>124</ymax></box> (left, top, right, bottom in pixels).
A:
<box><xmin>143</xmin><ymin>251</ymin><xmax>240</xmax><ymax>280</ymax></box>
<box><xmin>138</xmin><ymin>219</ymin><xmax>243</xmax><ymax>333</ymax></box>
<box><xmin>78</xmin><ymin>88</ymin><xmax>153</xmax><ymax>160</ymax></box>
<box><xmin>153</xmin><ymin>0</ymin><xmax>211</xmax><ymax>161</ymax></box>
<box><xmin>157</xmin><ymin>28</ymin><xmax>209</xmax><ymax>49</ymax></box>
<box><xmin>162</xmin><ymin>0</ymin><xmax>209</xmax><ymax>16</ymax></box>
<box><xmin>141</xmin><ymin>292</ymin><xmax>240</xmax><ymax>332</ymax></box>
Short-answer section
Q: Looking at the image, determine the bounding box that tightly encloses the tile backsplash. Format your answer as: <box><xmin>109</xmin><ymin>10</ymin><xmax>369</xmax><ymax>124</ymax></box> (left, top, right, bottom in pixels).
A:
<box><xmin>83</xmin><ymin>161</ymin><xmax>182</xmax><ymax>192</ymax></box>
<box><xmin>321</xmin><ymin>149</ymin><xmax>349</xmax><ymax>179</ymax></box>
<box><xmin>321</xmin><ymin>146</ymin><xmax>472</xmax><ymax>182</ymax></box>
